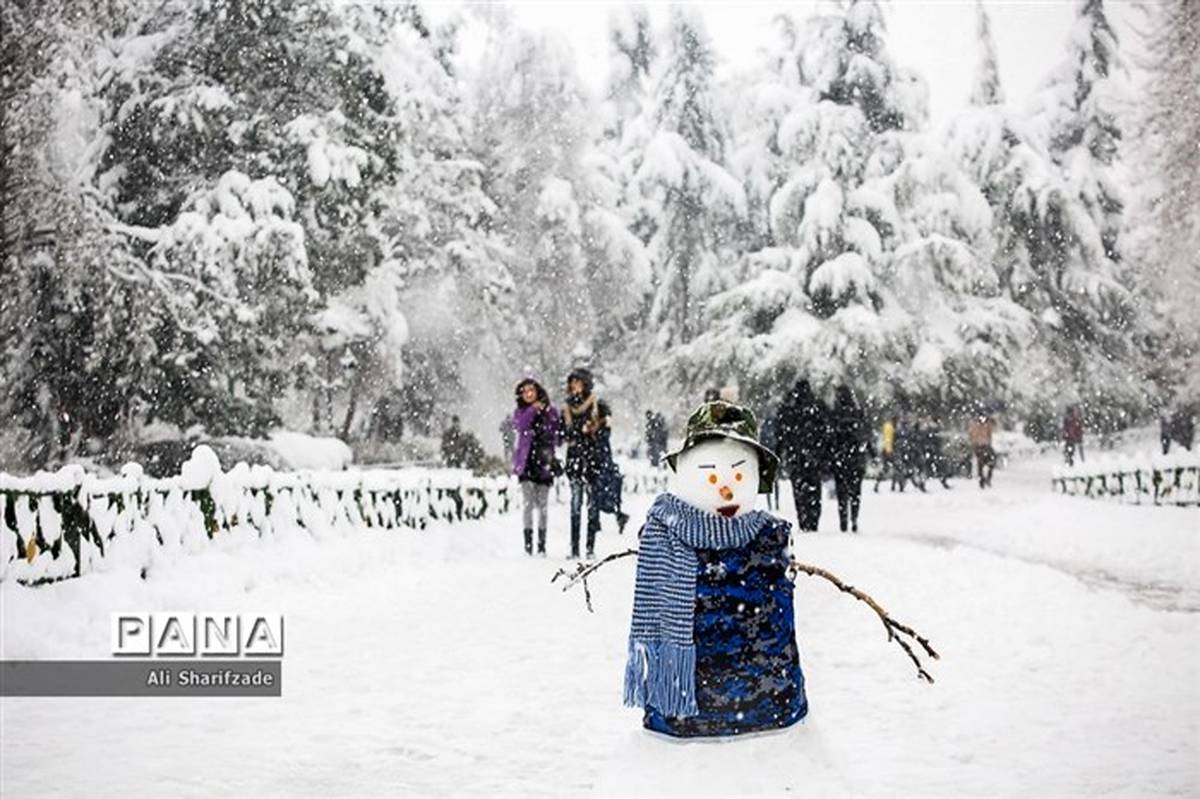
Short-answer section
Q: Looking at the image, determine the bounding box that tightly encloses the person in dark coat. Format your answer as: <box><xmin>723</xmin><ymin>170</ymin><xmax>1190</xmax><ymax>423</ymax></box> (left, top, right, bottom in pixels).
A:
<box><xmin>1161</xmin><ymin>406</ymin><xmax>1195</xmax><ymax>454</ymax></box>
<box><xmin>892</xmin><ymin>416</ymin><xmax>925</xmax><ymax>492</ymax></box>
<box><xmin>759</xmin><ymin>410</ymin><xmax>782</xmax><ymax>510</ymax></box>
<box><xmin>776</xmin><ymin>379</ymin><xmax>830</xmax><ymax>532</ymax></box>
<box><xmin>920</xmin><ymin>416</ymin><xmax>953</xmax><ymax>489</ymax></box>
<box><xmin>442</xmin><ymin>415</ymin><xmax>465</xmax><ymax>467</ymax></box>
<box><xmin>500</xmin><ymin>413</ymin><xmax>516</xmax><ymax>460</ymax></box>
<box><xmin>563</xmin><ymin>367</ymin><xmax>604</xmax><ymax>558</ymax></box>
<box><xmin>828</xmin><ymin>385</ymin><xmax>871</xmax><ymax>533</ymax></box>
<box><xmin>594</xmin><ymin>401</ymin><xmax>631</xmax><ymax>534</ymax></box>
<box><xmin>644</xmin><ymin>410</ymin><xmax>668</xmax><ymax>466</ymax></box>
<box><xmin>1063</xmin><ymin>406</ymin><xmax>1085</xmax><ymax>465</ymax></box>
<box><xmin>512</xmin><ymin>378</ymin><xmax>561</xmax><ymax>556</ymax></box>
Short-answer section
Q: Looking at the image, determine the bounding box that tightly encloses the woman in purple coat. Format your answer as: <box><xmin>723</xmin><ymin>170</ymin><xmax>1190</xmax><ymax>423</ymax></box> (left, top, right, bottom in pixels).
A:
<box><xmin>513</xmin><ymin>377</ymin><xmax>561</xmax><ymax>555</ymax></box>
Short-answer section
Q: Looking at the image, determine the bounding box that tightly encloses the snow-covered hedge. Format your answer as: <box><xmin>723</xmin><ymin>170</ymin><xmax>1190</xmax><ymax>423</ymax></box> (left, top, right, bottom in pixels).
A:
<box><xmin>1</xmin><ymin>448</ymin><xmax>672</xmax><ymax>586</ymax></box>
<box><xmin>1051</xmin><ymin>452</ymin><xmax>1200</xmax><ymax>507</ymax></box>
<box><xmin>0</xmin><ymin>446</ymin><xmax>516</xmax><ymax>586</ymax></box>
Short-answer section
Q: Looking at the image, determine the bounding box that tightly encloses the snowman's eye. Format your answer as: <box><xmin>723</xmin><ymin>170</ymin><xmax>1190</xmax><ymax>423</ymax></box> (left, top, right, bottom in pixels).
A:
<box><xmin>707</xmin><ymin>473</ymin><xmax>718</xmax><ymax>485</ymax></box>
<box><xmin>735</xmin><ymin>472</ymin><xmax>743</xmax><ymax>482</ymax></box>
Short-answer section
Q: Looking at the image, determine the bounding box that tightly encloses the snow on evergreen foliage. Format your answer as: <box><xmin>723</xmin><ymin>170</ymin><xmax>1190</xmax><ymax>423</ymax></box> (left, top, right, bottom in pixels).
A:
<box><xmin>0</xmin><ymin>0</ymin><xmax>1184</xmax><ymax>466</ymax></box>
<box><xmin>629</xmin><ymin>9</ymin><xmax>746</xmax><ymax>354</ymax></box>
<box><xmin>1126</xmin><ymin>0</ymin><xmax>1200</xmax><ymax>401</ymax></box>
<box><xmin>1008</xmin><ymin>0</ymin><xmax>1150</xmax><ymax>427</ymax></box>
<box><xmin>675</xmin><ymin>1</ymin><xmax>917</xmax><ymax>403</ymax></box>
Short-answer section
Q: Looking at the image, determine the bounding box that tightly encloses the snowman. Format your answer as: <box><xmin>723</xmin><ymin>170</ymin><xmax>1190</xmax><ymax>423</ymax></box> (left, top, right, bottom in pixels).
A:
<box><xmin>624</xmin><ymin>401</ymin><xmax>808</xmax><ymax>739</ymax></box>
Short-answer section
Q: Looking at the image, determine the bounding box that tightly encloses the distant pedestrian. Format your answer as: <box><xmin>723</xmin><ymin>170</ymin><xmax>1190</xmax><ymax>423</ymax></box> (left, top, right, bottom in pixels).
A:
<box><xmin>442</xmin><ymin>416</ymin><xmax>465</xmax><ymax>467</ymax></box>
<box><xmin>874</xmin><ymin>415</ymin><xmax>896</xmax><ymax>492</ymax></box>
<box><xmin>777</xmin><ymin>379</ymin><xmax>830</xmax><ymax>532</ymax></box>
<box><xmin>500</xmin><ymin>413</ymin><xmax>516</xmax><ymax>460</ymax></box>
<box><xmin>512</xmin><ymin>378</ymin><xmax>561</xmax><ymax>556</ymax></box>
<box><xmin>759</xmin><ymin>411</ymin><xmax>782</xmax><ymax>511</ymax></box>
<box><xmin>1161</xmin><ymin>406</ymin><xmax>1196</xmax><ymax>454</ymax></box>
<box><xmin>922</xmin><ymin>417</ymin><xmax>953</xmax><ymax>489</ymax></box>
<box><xmin>967</xmin><ymin>412</ymin><xmax>997</xmax><ymax>489</ymax></box>
<box><xmin>563</xmin><ymin>368</ymin><xmax>605</xmax><ymax>559</ymax></box>
<box><xmin>892</xmin><ymin>417</ymin><xmax>925</xmax><ymax>493</ymax></box>
<box><xmin>595</xmin><ymin>402</ymin><xmax>631</xmax><ymax>534</ymax></box>
<box><xmin>644</xmin><ymin>410</ymin><xmax>668</xmax><ymax>467</ymax></box>
<box><xmin>1063</xmin><ymin>406</ymin><xmax>1084</xmax><ymax>465</ymax></box>
<box><xmin>828</xmin><ymin>385</ymin><xmax>871</xmax><ymax>533</ymax></box>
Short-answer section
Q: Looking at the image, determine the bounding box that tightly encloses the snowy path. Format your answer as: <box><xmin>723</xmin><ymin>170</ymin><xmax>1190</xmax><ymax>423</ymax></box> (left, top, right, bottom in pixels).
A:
<box><xmin>2</xmin><ymin>459</ymin><xmax>1197</xmax><ymax>797</ymax></box>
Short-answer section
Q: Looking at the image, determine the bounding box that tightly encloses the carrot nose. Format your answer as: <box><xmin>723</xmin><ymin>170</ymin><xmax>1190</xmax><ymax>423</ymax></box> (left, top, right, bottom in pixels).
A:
<box><xmin>718</xmin><ymin>485</ymin><xmax>734</xmax><ymax>501</ymax></box>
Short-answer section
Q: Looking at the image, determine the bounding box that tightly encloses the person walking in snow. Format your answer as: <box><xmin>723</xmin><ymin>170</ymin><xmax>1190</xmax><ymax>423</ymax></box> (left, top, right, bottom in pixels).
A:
<box><xmin>967</xmin><ymin>411</ymin><xmax>997</xmax><ymax>489</ymax></box>
<box><xmin>1063</xmin><ymin>406</ymin><xmax>1085</xmax><ymax>466</ymax></box>
<box><xmin>441</xmin><ymin>416</ymin><xmax>466</xmax><ymax>467</ymax></box>
<box><xmin>512</xmin><ymin>378</ymin><xmax>561</xmax><ymax>556</ymax></box>
<box><xmin>644</xmin><ymin>410</ymin><xmax>668</xmax><ymax>467</ymax></box>
<box><xmin>563</xmin><ymin>368</ymin><xmax>605</xmax><ymax>559</ymax></box>
<box><xmin>828</xmin><ymin>385</ymin><xmax>871</xmax><ymax>533</ymax></box>
<box><xmin>500</xmin><ymin>413</ymin><xmax>516</xmax><ymax>461</ymax></box>
<box><xmin>874</xmin><ymin>414</ymin><xmax>897</xmax><ymax>493</ymax></box>
<box><xmin>759</xmin><ymin>409</ymin><xmax>782</xmax><ymax>510</ymax></box>
<box><xmin>776</xmin><ymin>378</ymin><xmax>830</xmax><ymax>532</ymax></box>
<box><xmin>922</xmin><ymin>416</ymin><xmax>953</xmax><ymax>490</ymax></box>
<box><xmin>594</xmin><ymin>401</ymin><xmax>632</xmax><ymax>535</ymax></box>
<box><xmin>892</xmin><ymin>416</ymin><xmax>925</xmax><ymax>493</ymax></box>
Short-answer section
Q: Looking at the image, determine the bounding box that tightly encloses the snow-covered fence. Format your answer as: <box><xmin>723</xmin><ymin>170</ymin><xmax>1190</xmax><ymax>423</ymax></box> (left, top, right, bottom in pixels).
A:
<box><xmin>0</xmin><ymin>447</ymin><xmax>516</xmax><ymax>586</ymax></box>
<box><xmin>1051</xmin><ymin>452</ymin><xmax>1200</xmax><ymax>507</ymax></box>
<box><xmin>1</xmin><ymin>449</ymin><xmax>673</xmax><ymax>586</ymax></box>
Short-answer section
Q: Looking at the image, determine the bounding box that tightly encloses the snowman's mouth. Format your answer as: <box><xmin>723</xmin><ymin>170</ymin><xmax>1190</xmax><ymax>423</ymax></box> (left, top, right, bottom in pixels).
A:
<box><xmin>716</xmin><ymin>504</ymin><xmax>739</xmax><ymax>518</ymax></box>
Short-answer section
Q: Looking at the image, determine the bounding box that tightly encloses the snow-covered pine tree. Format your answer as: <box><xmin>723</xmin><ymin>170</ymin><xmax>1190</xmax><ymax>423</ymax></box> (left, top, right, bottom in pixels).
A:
<box><xmin>576</xmin><ymin>144</ymin><xmax>652</xmax><ymax>372</ymax></box>
<box><xmin>585</xmin><ymin>7</ymin><xmax>656</xmax><ymax>381</ymax></box>
<box><xmin>853</xmin><ymin>0</ymin><xmax>1031</xmax><ymax>414</ymax></box>
<box><xmin>634</xmin><ymin>9</ymin><xmax>746</xmax><ymax>352</ymax></box>
<box><xmin>464</xmin><ymin>21</ymin><xmax>597</xmax><ymax>385</ymax></box>
<box><xmin>336</xmin><ymin>3</ymin><xmax>504</xmax><ymax>439</ymax></box>
<box><xmin>1133</xmin><ymin>0</ymin><xmax>1200</xmax><ymax>400</ymax></box>
<box><xmin>968</xmin><ymin>0</ymin><xmax>1003</xmax><ymax>108</ymax></box>
<box><xmin>604</xmin><ymin>6</ymin><xmax>656</xmax><ymax>138</ymax></box>
<box><xmin>1021</xmin><ymin>0</ymin><xmax>1150</xmax><ymax>430</ymax></box>
<box><xmin>874</xmin><ymin>131</ymin><xmax>1031</xmax><ymax>412</ymax></box>
<box><xmin>674</xmin><ymin>2</ymin><xmax>916</xmax><ymax>404</ymax></box>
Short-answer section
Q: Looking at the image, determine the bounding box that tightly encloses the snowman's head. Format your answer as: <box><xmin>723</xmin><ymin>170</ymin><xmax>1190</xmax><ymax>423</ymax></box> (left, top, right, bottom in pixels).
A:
<box><xmin>672</xmin><ymin>437</ymin><xmax>761</xmax><ymax>518</ymax></box>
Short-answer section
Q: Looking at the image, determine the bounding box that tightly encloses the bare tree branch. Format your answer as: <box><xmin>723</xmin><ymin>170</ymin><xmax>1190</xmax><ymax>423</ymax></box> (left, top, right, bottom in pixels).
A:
<box><xmin>550</xmin><ymin>548</ymin><xmax>638</xmax><ymax>612</ymax></box>
<box><xmin>788</xmin><ymin>558</ymin><xmax>940</xmax><ymax>683</ymax></box>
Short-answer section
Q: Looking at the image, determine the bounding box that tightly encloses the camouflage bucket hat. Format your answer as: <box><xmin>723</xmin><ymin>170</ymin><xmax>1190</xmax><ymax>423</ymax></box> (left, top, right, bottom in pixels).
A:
<box><xmin>664</xmin><ymin>401</ymin><xmax>780</xmax><ymax>494</ymax></box>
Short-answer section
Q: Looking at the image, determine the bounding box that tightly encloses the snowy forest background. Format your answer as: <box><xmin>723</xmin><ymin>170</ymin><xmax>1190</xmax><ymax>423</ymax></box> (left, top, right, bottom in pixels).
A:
<box><xmin>1</xmin><ymin>0</ymin><xmax>1197</xmax><ymax>470</ymax></box>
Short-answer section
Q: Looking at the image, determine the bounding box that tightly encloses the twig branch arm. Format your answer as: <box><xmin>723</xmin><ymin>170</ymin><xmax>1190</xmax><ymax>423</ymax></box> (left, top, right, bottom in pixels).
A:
<box><xmin>550</xmin><ymin>548</ymin><xmax>639</xmax><ymax>612</ymax></box>
<box><xmin>788</xmin><ymin>558</ymin><xmax>940</xmax><ymax>683</ymax></box>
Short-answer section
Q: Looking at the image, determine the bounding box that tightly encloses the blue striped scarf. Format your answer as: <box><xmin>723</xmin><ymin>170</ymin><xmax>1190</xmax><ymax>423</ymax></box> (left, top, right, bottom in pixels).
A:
<box><xmin>623</xmin><ymin>493</ymin><xmax>777</xmax><ymax>718</ymax></box>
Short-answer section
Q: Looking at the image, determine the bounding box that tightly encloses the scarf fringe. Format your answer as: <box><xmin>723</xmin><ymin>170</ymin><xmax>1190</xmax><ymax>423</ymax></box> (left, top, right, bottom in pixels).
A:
<box><xmin>623</xmin><ymin>638</ymin><xmax>699</xmax><ymax>718</ymax></box>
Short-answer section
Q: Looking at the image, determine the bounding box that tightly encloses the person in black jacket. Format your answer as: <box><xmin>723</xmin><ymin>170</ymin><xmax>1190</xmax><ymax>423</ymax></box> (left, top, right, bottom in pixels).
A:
<box><xmin>644</xmin><ymin>410</ymin><xmax>668</xmax><ymax>466</ymax></box>
<box><xmin>828</xmin><ymin>385</ymin><xmax>871</xmax><ymax>533</ymax></box>
<box><xmin>563</xmin><ymin>368</ymin><xmax>604</xmax><ymax>558</ymax></box>
<box><xmin>776</xmin><ymin>378</ymin><xmax>830</xmax><ymax>532</ymax></box>
<box><xmin>594</xmin><ymin>401</ymin><xmax>631</xmax><ymax>535</ymax></box>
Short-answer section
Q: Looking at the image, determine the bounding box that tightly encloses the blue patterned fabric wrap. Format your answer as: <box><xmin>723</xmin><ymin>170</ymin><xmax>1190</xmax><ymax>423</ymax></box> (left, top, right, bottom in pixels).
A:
<box><xmin>624</xmin><ymin>494</ymin><xmax>778</xmax><ymax>717</ymax></box>
<box><xmin>642</xmin><ymin>514</ymin><xmax>808</xmax><ymax>738</ymax></box>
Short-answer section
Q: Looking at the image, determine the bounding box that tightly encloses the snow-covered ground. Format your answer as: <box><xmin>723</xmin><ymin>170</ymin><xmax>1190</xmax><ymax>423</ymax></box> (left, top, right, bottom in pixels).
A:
<box><xmin>2</xmin><ymin>455</ymin><xmax>1197</xmax><ymax>797</ymax></box>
